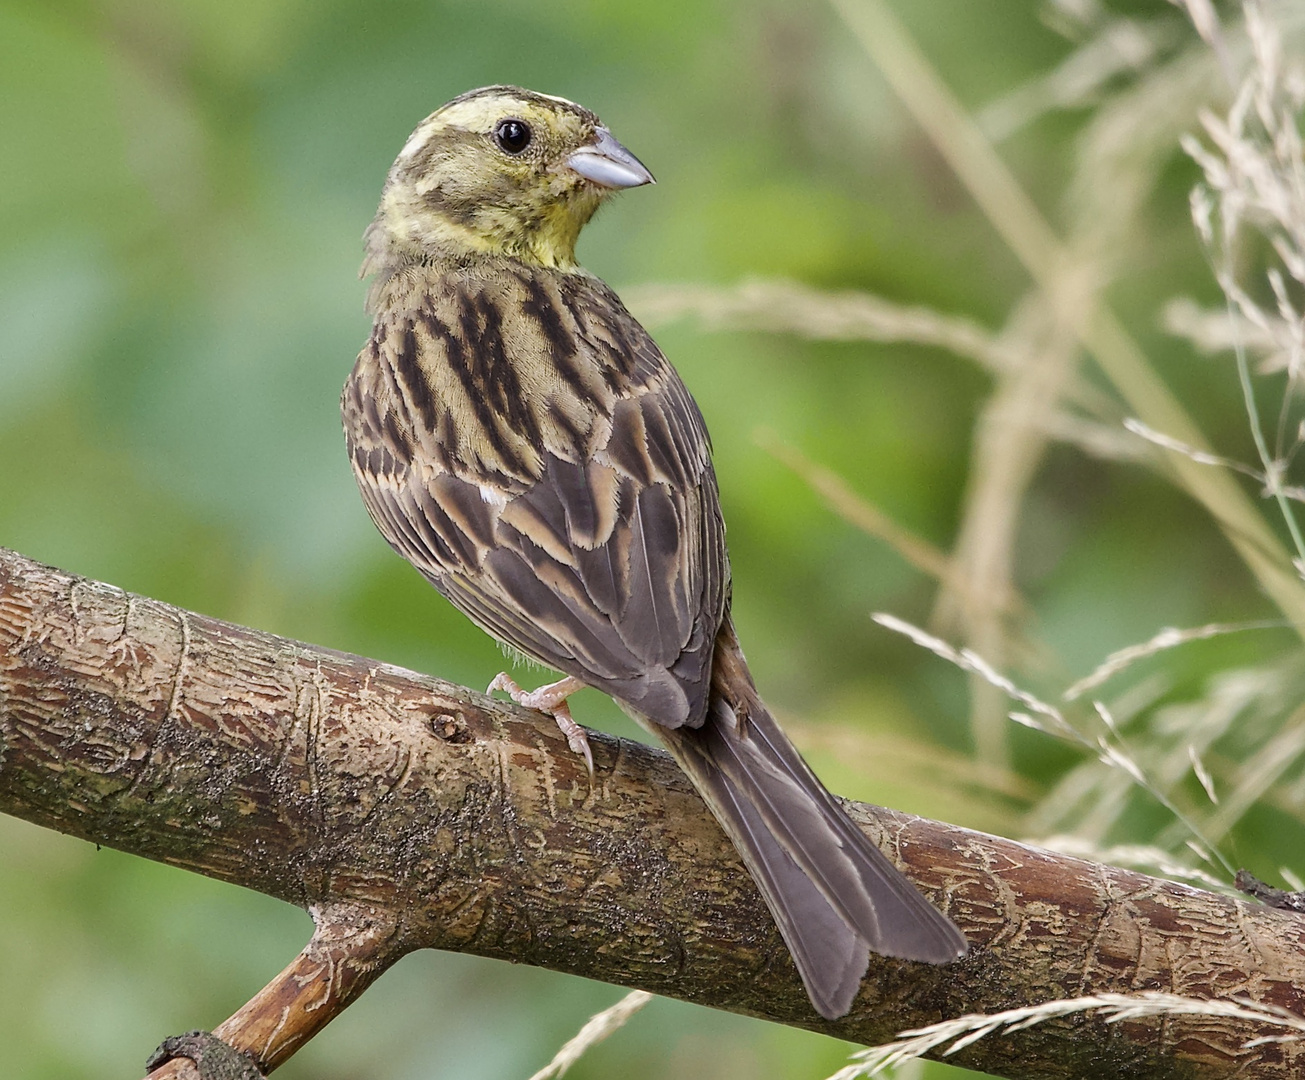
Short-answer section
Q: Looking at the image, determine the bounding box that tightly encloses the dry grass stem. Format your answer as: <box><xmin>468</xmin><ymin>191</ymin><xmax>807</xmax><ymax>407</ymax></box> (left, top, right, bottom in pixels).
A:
<box><xmin>936</xmin><ymin>298</ymin><xmax>1080</xmax><ymax>768</ymax></box>
<box><xmin>831</xmin><ymin>0</ymin><xmax>1305</xmax><ymax>631</ymax></box>
<box><xmin>946</xmin><ymin>18</ymin><xmax>1242</xmax><ymax>767</ymax></box>
<box><xmin>525</xmin><ymin>991</ymin><xmax>654</xmax><ymax>1080</ymax></box>
<box><xmin>1202</xmin><ymin>700</ymin><xmax>1305</xmax><ymax>842</ymax></box>
<box><xmin>1173</xmin><ymin>0</ymin><xmax>1238</xmax><ymax>85</ymax></box>
<box><xmin>784</xmin><ymin>719</ymin><xmax>1035</xmax><ymax>833</ymax></box>
<box><xmin>874</xmin><ymin>614</ymin><xmax>1234</xmax><ymax>873</ymax></box>
<box><xmin>1031</xmin><ymin>835</ymin><xmax>1231</xmax><ymax>890</ymax></box>
<box><xmin>872</xmin><ymin>613</ymin><xmax>1073</xmax><ymax>738</ymax></box>
<box><xmin>827</xmin><ymin>992</ymin><xmax>1305</xmax><ymax>1079</ymax></box>
<box><xmin>756</xmin><ymin>431</ymin><xmax>1031</xmax><ymax>626</ymax></box>
<box><xmin>978</xmin><ymin>16</ymin><xmax>1173</xmax><ymax>141</ymax></box>
<box><xmin>1036</xmin><ymin>409</ymin><xmax>1146</xmax><ymax>462</ymax></box>
<box><xmin>1163</xmin><ymin>296</ymin><xmax>1286</xmax><ymax>369</ymax></box>
<box><xmin>626</xmin><ymin>279</ymin><xmax>1022</xmax><ymax>376</ymax></box>
<box><xmin>1124</xmin><ymin>417</ymin><xmax>1272</xmax><ymax>481</ymax></box>
<box><xmin>826</xmin><ymin>0</ymin><xmax>1061</xmax><ymax>281</ymax></box>
<box><xmin>1190</xmin><ymin>745</ymin><xmax>1221</xmax><ymax>803</ymax></box>
<box><xmin>1180</xmin><ymin>0</ymin><xmax>1305</xmax><ymax>567</ymax></box>
<box><xmin>1064</xmin><ymin>618</ymin><xmax>1288</xmax><ymax>699</ymax></box>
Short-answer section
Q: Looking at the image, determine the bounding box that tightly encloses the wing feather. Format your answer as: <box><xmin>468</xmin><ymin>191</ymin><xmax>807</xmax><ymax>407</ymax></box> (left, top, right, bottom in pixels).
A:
<box><xmin>342</xmin><ymin>264</ymin><xmax>726</xmax><ymax>727</ymax></box>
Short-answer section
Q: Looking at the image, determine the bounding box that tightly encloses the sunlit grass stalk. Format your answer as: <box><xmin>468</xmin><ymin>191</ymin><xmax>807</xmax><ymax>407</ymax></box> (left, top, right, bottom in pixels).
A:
<box><xmin>829</xmin><ymin>0</ymin><xmax>1305</xmax><ymax>631</ymax></box>
<box><xmin>827</xmin><ymin>992</ymin><xmax>1305</xmax><ymax>1080</ymax></box>
<box><xmin>1064</xmin><ymin>617</ymin><xmax>1287</xmax><ymax>699</ymax></box>
<box><xmin>1032</xmin><ymin>836</ymin><xmax>1231</xmax><ymax>890</ymax></box>
<box><xmin>1178</xmin><ymin>0</ymin><xmax>1305</xmax><ymax>567</ymax></box>
<box><xmin>1234</xmin><ymin>329</ymin><xmax>1305</xmax><ymax>563</ymax></box>
<box><xmin>874</xmin><ymin>613</ymin><xmax>1235</xmax><ymax>876</ymax></box>
<box><xmin>525</xmin><ymin>991</ymin><xmax>654</xmax><ymax>1080</ymax></box>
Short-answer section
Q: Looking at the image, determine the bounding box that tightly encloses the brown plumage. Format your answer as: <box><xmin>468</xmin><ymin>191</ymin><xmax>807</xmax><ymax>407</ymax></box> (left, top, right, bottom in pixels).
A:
<box><xmin>342</xmin><ymin>85</ymin><xmax>967</xmax><ymax>1019</ymax></box>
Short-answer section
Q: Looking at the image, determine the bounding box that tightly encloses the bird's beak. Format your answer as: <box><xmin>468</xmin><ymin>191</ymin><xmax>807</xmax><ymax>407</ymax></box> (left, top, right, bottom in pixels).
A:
<box><xmin>566</xmin><ymin>127</ymin><xmax>655</xmax><ymax>189</ymax></box>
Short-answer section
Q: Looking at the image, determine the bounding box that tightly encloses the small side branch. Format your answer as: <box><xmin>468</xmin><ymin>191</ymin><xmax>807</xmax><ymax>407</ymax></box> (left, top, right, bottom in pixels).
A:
<box><xmin>145</xmin><ymin>902</ymin><xmax>404</xmax><ymax>1079</ymax></box>
<box><xmin>2</xmin><ymin>546</ymin><xmax>1305</xmax><ymax>1079</ymax></box>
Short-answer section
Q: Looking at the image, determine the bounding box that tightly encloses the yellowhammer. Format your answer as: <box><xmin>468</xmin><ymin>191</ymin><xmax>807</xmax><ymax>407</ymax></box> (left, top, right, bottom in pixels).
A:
<box><xmin>341</xmin><ymin>85</ymin><xmax>966</xmax><ymax>1019</ymax></box>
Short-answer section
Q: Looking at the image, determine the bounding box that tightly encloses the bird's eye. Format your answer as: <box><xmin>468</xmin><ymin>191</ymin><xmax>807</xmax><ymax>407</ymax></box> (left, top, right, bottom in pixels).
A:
<box><xmin>494</xmin><ymin>119</ymin><xmax>532</xmax><ymax>155</ymax></box>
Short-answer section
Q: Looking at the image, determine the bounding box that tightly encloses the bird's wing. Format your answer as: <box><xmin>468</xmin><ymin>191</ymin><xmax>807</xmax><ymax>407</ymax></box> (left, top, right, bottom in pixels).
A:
<box><xmin>342</xmin><ymin>266</ymin><xmax>728</xmax><ymax>727</ymax></box>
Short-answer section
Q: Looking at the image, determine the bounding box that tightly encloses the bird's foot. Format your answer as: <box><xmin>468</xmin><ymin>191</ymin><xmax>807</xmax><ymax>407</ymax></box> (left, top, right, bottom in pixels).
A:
<box><xmin>488</xmin><ymin>674</ymin><xmax>593</xmax><ymax>777</ymax></box>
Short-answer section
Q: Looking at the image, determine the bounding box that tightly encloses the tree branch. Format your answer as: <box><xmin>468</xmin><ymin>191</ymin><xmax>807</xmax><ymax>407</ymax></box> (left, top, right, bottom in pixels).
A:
<box><xmin>1</xmin><ymin>546</ymin><xmax>1303</xmax><ymax>1079</ymax></box>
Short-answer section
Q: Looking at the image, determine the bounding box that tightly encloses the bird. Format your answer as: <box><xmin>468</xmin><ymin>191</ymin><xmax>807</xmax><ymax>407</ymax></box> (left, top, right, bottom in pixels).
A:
<box><xmin>341</xmin><ymin>85</ymin><xmax>967</xmax><ymax>1020</ymax></box>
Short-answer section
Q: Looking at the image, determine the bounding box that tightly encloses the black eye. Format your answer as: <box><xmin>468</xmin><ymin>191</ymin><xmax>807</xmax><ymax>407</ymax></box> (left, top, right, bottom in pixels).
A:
<box><xmin>494</xmin><ymin>118</ymin><xmax>532</xmax><ymax>154</ymax></box>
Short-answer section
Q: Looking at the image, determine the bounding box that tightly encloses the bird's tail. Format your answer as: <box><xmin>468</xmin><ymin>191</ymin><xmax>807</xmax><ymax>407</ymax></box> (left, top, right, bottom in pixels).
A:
<box><xmin>653</xmin><ymin>619</ymin><xmax>967</xmax><ymax>1020</ymax></box>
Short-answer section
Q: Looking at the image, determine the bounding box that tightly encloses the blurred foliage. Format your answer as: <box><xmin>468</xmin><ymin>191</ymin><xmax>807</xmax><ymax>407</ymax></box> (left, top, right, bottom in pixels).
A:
<box><xmin>3</xmin><ymin>0</ymin><xmax>1304</xmax><ymax>1078</ymax></box>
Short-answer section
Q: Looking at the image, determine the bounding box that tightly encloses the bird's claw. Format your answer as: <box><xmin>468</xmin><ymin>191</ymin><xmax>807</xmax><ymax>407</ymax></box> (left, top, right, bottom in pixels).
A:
<box><xmin>552</xmin><ymin>704</ymin><xmax>595</xmax><ymax>778</ymax></box>
<box><xmin>487</xmin><ymin>673</ymin><xmax>593</xmax><ymax>777</ymax></box>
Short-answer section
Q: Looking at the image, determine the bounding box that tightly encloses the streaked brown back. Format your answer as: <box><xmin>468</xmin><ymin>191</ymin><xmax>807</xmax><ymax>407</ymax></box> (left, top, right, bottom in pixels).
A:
<box><xmin>342</xmin><ymin>258</ymin><xmax>730</xmax><ymax>727</ymax></box>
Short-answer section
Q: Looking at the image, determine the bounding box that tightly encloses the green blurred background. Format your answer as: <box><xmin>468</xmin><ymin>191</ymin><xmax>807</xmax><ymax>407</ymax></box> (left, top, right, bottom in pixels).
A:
<box><xmin>3</xmin><ymin>1</ymin><xmax>1301</xmax><ymax>1077</ymax></box>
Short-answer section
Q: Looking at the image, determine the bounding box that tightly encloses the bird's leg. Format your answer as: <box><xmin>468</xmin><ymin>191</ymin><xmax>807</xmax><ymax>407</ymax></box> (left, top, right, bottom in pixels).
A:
<box><xmin>487</xmin><ymin>673</ymin><xmax>593</xmax><ymax>776</ymax></box>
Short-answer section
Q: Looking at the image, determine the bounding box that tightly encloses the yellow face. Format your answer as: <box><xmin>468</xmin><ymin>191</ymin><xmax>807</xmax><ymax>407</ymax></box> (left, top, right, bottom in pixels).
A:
<box><xmin>366</xmin><ymin>86</ymin><xmax>653</xmax><ymax>272</ymax></box>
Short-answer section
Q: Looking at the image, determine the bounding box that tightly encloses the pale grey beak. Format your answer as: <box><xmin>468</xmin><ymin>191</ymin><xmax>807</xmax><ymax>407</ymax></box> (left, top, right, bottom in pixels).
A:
<box><xmin>566</xmin><ymin>127</ymin><xmax>655</xmax><ymax>189</ymax></box>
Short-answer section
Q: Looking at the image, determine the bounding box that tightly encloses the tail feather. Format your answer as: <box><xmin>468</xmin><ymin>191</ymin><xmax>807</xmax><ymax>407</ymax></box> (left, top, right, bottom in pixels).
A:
<box><xmin>702</xmin><ymin>761</ymin><xmax>871</xmax><ymax>1018</ymax></box>
<box><xmin>651</xmin><ymin>622</ymin><xmax>968</xmax><ymax>1019</ymax></box>
<box><xmin>741</xmin><ymin>701</ymin><xmax>968</xmax><ymax>960</ymax></box>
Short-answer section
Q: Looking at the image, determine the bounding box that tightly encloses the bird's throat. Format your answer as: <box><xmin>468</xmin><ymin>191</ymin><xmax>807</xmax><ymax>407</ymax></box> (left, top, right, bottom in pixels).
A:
<box><xmin>366</xmin><ymin>182</ymin><xmax>602</xmax><ymax>275</ymax></box>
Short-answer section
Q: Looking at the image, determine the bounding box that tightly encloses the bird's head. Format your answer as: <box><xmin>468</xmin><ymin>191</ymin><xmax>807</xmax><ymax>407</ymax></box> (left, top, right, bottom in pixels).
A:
<box><xmin>364</xmin><ymin>86</ymin><xmax>654</xmax><ymax>274</ymax></box>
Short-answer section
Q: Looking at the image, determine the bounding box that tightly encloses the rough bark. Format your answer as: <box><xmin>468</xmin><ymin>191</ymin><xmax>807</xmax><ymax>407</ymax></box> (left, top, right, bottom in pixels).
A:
<box><xmin>1</xmin><ymin>545</ymin><xmax>1303</xmax><ymax>1079</ymax></box>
